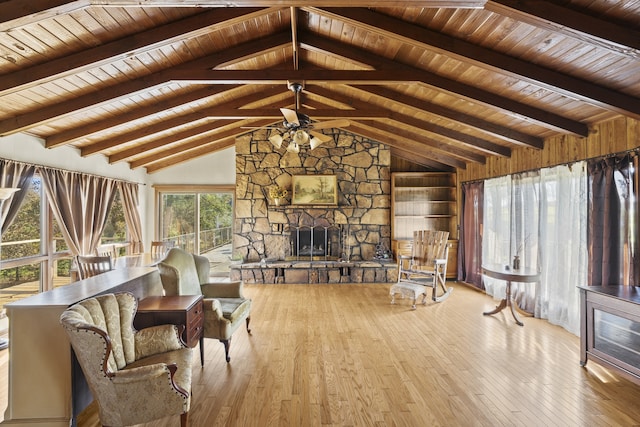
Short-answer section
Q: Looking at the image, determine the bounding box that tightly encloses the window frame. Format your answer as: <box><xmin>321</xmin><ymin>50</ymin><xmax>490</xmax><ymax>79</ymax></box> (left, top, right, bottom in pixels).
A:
<box><xmin>154</xmin><ymin>184</ymin><xmax>235</xmax><ymax>256</ymax></box>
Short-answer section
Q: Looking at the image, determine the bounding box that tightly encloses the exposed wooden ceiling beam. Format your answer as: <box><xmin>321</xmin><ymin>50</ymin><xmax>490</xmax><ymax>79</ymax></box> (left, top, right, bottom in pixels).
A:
<box><xmin>391</xmin><ymin>147</ymin><xmax>455</xmax><ymax>171</ymax></box>
<box><xmin>46</xmin><ymin>85</ymin><xmax>244</xmax><ymax>147</ymax></box>
<box><xmin>315</xmin><ymin>7</ymin><xmax>640</xmax><ymax>119</ymax></box>
<box><xmin>358</xmin><ymin>119</ymin><xmax>487</xmax><ymax>164</ymax></box>
<box><xmin>485</xmin><ymin>0</ymin><xmax>640</xmax><ymax>60</ymax></box>
<box><xmin>91</xmin><ymin>1</ymin><xmax>486</xmax><ymax>7</ymax></box>
<box><xmin>135</xmin><ymin>118</ymin><xmax>276</xmax><ymax>172</ymax></box>
<box><xmin>304</xmin><ymin>97</ymin><xmax>488</xmax><ymax>162</ymax></box>
<box><xmin>352</xmin><ymin>85</ymin><xmax>542</xmax><ymax>149</ymax></box>
<box><xmin>204</xmin><ymin>108</ymin><xmax>386</xmax><ymax>119</ymax></box>
<box><xmin>307</xmin><ymin>85</ymin><xmax>511</xmax><ymax>156</ymax></box>
<box><xmin>169</xmin><ymin>68</ymin><xmax>425</xmax><ymax>85</ymax></box>
<box><xmin>0</xmin><ymin>0</ymin><xmax>90</xmax><ymax>30</ymax></box>
<box><xmin>348</xmin><ymin>122</ymin><xmax>468</xmax><ymax>169</ymax></box>
<box><xmin>297</xmin><ymin>32</ymin><xmax>588</xmax><ymax>136</ymax></box>
<box><xmin>81</xmin><ymin>86</ymin><xmax>286</xmax><ymax>156</ymax></box>
<box><xmin>0</xmin><ymin>8</ymin><xmax>268</xmax><ymax>97</ymax></box>
<box><xmin>0</xmin><ymin>33</ymin><xmax>292</xmax><ymax>136</ymax></box>
<box><xmin>144</xmin><ymin>137</ymin><xmax>237</xmax><ymax>174</ymax></box>
<box><xmin>109</xmin><ymin>119</ymin><xmax>238</xmax><ymax>163</ymax></box>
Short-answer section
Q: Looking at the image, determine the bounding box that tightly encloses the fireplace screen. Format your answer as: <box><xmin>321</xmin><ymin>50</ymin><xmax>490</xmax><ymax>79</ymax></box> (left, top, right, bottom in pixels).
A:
<box><xmin>289</xmin><ymin>226</ymin><xmax>341</xmax><ymax>261</ymax></box>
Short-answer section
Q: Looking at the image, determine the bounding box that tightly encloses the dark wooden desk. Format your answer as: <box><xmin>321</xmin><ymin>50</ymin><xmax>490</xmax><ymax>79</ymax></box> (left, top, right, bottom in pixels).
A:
<box><xmin>135</xmin><ymin>295</ymin><xmax>205</xmax><ymax>366</ymax></box>
<box><xmin>482</xmin><ymin>264</ymin><xmax>540</xmax><ymax>326</ymax></box>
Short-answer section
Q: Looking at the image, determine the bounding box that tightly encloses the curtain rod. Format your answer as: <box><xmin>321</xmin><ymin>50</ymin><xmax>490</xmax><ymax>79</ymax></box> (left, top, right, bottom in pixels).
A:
<box><xmin>460</xmin><ymin>145</ymin><xmax>640</xmax><ymax>185</ymax></box>
<box><xmin>0</xmin><ymin>157</ymin><xmax>146</xmax><ymax>186</ymax></box>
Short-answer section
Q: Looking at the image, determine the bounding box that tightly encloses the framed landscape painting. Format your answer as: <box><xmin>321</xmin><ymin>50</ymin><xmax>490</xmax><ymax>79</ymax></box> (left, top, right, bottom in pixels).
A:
<box><xmin>292</xmin><ymin>175</ymin><xmax>338</xmax><ymax>205</ymax></box>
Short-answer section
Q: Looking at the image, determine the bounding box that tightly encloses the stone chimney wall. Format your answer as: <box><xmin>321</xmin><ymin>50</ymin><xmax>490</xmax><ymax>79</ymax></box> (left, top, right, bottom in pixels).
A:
<box><xmin>234</xmin><ymin>129</ymin><xmax>391</xmax><ymax>262</ymax></box>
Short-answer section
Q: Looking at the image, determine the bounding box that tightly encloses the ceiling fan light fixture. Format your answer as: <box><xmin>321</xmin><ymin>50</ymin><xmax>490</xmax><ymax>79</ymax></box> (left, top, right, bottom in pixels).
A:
<box><xmin>309</xmin><ymin>136</ymin><xmax>324</xmax><ymax>150</ymax></box>
<box><xmin>292</xmin><ymin>129</ymin><xmax>309</xmax><ymax>145</ymax></box>
<box><xmin>287</xmin><ymin>141</ymin><xmax>300</xmax><ymax>153</ymax></box>
<box><xmin>269</xmin><ymin>133</ymin><xmax>283</xmax><ymax>148</ymax></box>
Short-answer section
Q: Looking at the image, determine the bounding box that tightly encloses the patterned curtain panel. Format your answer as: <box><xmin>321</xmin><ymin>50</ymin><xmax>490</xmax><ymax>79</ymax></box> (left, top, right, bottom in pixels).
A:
<box><xmin>0</xmin><ymin>159</ymin><xmax>36</xmax><ymax>233</ymax></box>
<box><xmin>41</xmin><ymin>169</ymin><xmax>118</xmax><ymax>256</ymax></box>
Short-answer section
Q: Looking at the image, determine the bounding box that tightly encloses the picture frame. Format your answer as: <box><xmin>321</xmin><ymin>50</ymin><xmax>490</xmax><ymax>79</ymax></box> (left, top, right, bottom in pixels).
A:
<box><xmin>292</xmin><ymin>175</ymin><xmax>338</xmax><ymax>205</ymax></box>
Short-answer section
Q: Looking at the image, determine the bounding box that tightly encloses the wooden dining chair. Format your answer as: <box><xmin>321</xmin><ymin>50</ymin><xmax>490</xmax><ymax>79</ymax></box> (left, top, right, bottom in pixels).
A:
<box><xmin>76</xmin><ymin>255</ymin><xmax>114</xmax><ymax>280</ymax></box>
<box><xmin>95</xmin><ymin>244</ymin><xmax>118</xmax><ymax>259</ymax></box>
<box><xmin>151</xmin><ymin>241</ymin><xmax>174</xmax><ymax>258</ymax></box>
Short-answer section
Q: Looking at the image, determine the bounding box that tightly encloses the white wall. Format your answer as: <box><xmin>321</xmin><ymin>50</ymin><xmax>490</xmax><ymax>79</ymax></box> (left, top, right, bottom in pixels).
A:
<box><xmin>0</xmin><ymin>133</ymin><xmax>236</xmax><ymax>246</ymax></box>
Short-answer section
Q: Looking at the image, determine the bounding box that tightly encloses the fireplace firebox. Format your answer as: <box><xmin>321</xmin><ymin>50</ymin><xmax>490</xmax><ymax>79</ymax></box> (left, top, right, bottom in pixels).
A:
<box><xmin>289</xmin><ymin>225</ymin><xmax>341</xmax><ymax>261</ymax></box>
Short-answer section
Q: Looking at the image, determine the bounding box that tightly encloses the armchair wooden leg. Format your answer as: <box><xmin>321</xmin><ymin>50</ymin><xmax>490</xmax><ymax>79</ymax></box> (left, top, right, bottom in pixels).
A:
<box><xmin>181</xmin><ymin>411</ymin><xmax>189</xmax><ymax>427</ymax></box>
<box><xmin>246</xmin><ymin>316</ymin><xmax>251</xmax><ymax>334</ymax></box>
<box><xmin>221</xmin><ymin>339</ymin><xmax>231</xmax><ymax>363</ymax></box>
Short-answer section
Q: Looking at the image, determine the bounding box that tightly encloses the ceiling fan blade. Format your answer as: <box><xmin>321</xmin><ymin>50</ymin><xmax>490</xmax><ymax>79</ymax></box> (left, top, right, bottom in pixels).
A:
<box><xmin>280</xmin><ymin>108</ymin><xmax>300</xmax><ymax>126</ymax></box>
<box><xmin>310</xmin><ymin>119</ymin><xmax>350</xmax><ymax>130</ymax></box>
<box><xmin>309</xmin><ymin>131</ymin><xmax>332</xmax><ymax>150</ymax></box>
<box><xmin>309</xmin><ymin>131</ymin><xmax>332</xmax><ymax>143</ymax></box>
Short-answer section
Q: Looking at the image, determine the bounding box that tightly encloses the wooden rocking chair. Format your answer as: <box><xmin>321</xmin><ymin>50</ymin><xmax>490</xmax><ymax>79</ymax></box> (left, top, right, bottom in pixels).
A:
<box><xmin>390</xmin><ymin>230</ymin><xmax>453</xmax><ymax>308</ymax></box>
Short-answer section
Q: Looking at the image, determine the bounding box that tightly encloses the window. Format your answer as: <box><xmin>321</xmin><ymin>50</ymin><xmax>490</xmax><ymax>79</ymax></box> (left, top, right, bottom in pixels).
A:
<box><xmin>157</xmin><ymin>186</ymin><xmax>234</xmax><ymax>275</ymax></box>
<box><xmin>480</xmin><ymin>164</ymin><xmax>587</xmax><ymax>335</ymax></box>
<box><xmin>0</xmin><ymin>174</ymin><xmax>130</xmax><ymax>314</ymax></box>
<box><xmin>101</xmin><ymin>191</ymin><xmax>128</xmax><ymax>255</ymax></box>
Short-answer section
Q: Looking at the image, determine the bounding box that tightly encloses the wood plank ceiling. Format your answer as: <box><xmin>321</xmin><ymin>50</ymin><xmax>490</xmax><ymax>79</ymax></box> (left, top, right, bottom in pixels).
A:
<box><xmin>0</xmin><ymin>1</ymin><xmax>638</xmax><ymax>173</ymax></box>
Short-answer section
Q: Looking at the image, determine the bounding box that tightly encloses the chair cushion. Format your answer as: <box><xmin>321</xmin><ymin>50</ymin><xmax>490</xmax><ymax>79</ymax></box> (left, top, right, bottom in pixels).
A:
<box><xmin>124</xmin><ymin>347</ymin><xmax>193</xmax><ymax>393</ymax></box>
<box><xmin>216</xmin><ymin>298</ymin><xmax>252</xmax><ymax>324</ymax></box>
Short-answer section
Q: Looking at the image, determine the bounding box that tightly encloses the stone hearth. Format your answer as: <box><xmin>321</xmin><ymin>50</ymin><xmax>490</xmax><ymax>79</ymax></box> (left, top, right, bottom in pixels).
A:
<box><xmin>230</xmin><ymin>260</ymin><xmax>397</xmax><ymax>284</ymax></box>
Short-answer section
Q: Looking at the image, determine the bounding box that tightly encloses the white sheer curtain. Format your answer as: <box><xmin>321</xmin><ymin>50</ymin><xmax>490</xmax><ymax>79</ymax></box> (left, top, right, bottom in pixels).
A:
<box><xmin>481</xmin><ymin>163</ymin><xmax>587</xmax><ymax>335</ymax></box>
<box><xmin>538</xmin><ymin>163</ymin><xmax>587</xmax><ymax>335</ymax></box>
<box><xmin>482</xmin><ymin>175</ymin><xmax>511</xmax><ymax>300</ymax></box>
<box><xmin>510</xmin><ymin>171</ymin><xmax>540</xmax><ymax>313</ymax></box>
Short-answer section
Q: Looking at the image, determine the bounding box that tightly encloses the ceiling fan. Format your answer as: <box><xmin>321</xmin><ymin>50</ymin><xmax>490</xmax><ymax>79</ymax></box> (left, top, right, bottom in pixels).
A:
<box><xmin>266</xmin><ymin>82</ymin><xmax>350</xmax><ymax>153</ymax></box>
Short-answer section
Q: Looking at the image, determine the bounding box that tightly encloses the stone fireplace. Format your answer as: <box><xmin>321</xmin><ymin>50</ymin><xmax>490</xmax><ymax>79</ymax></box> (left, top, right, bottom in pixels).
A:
<box><xmin>232</xmin><ymin>127</ymin><xmax>396</xmax><ymax>283</ymax></box>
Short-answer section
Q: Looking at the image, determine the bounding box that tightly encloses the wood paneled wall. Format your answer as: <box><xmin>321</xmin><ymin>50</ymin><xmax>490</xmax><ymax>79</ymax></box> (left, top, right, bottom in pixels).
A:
<box><xmin>458</xmin><ymin>117</ymin><xmax>640</xmax><ymax>183</ymax></box>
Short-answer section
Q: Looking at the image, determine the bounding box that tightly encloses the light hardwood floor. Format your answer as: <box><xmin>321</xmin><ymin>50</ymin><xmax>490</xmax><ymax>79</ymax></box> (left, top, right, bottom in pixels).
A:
<box><xmin>4</xmin><ymin>282</ymin><xmax>640</xmax><ymax>426</ymax></box>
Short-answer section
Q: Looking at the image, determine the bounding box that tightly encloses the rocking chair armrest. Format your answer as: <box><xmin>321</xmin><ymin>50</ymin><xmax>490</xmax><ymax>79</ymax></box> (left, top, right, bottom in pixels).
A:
<box><xmin>434</xmin><ymin>258</ymin><xmax>447</xmax><ymax>265</ymax></box>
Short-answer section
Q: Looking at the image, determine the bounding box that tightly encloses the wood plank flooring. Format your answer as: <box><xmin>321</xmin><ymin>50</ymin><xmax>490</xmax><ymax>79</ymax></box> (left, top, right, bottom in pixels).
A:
<box><xmin>4</xmin><ymin>281</ymin><xmax>640</xmax><ymax>426</ymax></box>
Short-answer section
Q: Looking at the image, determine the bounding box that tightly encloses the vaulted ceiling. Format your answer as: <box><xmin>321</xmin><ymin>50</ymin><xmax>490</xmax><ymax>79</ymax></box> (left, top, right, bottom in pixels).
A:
<box><xmin>1</xmin><ymin>1</ymin><xmax>638</xmax><ymax>173</ymax></box>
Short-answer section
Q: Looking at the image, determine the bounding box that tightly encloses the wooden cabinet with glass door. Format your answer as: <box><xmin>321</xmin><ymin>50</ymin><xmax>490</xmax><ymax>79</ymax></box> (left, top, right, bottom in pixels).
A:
<box><xmin>391</xmin><ymin>172</ymin><xmax>458</xmax><ymax>279</ymax></box>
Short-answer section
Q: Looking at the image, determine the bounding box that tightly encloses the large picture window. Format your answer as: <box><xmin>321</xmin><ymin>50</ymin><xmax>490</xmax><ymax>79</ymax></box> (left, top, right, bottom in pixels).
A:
<box><xmin>157</xmin><ymin>186</ymin><xmax>234</xmax><ymax>275</ymax></box>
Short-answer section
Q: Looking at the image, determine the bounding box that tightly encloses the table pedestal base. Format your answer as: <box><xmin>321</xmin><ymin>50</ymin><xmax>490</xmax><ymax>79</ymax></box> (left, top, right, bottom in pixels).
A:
<box><xmin>483</xmin><ymin>281</ymin><xmax>524</xmax><ymax>326</ymax></box>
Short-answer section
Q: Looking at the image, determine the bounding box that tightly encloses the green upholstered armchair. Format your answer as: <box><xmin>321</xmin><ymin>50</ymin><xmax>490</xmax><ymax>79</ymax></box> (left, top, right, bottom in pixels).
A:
<box><xmin>60</xmin><ymin>292</ymin><xmax>192</xmax><ymax>427</ymax></box>
<box><xmin>157</xmin><ymin>248</ymin><xmax>252</xmax><ymax>363</ymax></box>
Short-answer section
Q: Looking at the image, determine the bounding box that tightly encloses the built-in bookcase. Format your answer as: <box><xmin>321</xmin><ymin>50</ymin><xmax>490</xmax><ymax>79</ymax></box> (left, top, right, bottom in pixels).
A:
<box><xmin>391</xmin><ymin>172</ymin><xmax>458</xmax><ymax>278</ymax></box>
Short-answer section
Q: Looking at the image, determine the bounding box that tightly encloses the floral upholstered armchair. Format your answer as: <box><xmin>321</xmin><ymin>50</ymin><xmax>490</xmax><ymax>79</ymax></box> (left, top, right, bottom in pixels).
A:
<box><xmin>60</xmin><ymin>292</ymin><xmax>192</xmax><ymax>427</ymax></box>
<box><xmin>157</xmin><ymin>248</ymin><xmax>252</xmax><ymax>363</ymax></box>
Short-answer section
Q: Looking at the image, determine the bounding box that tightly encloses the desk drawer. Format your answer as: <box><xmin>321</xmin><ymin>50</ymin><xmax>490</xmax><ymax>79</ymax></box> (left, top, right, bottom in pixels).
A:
<box><xmin>185</xmin><ymin>299</ymin><xmax>204</xmax><ymax>347</ymax></box>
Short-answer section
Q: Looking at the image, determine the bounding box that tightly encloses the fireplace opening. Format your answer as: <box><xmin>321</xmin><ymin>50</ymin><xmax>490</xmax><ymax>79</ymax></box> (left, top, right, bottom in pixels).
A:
<box><xmin>289</xmin><ymin>226</ymin><xmax>341</xmax><ymax>261</ymax></box>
